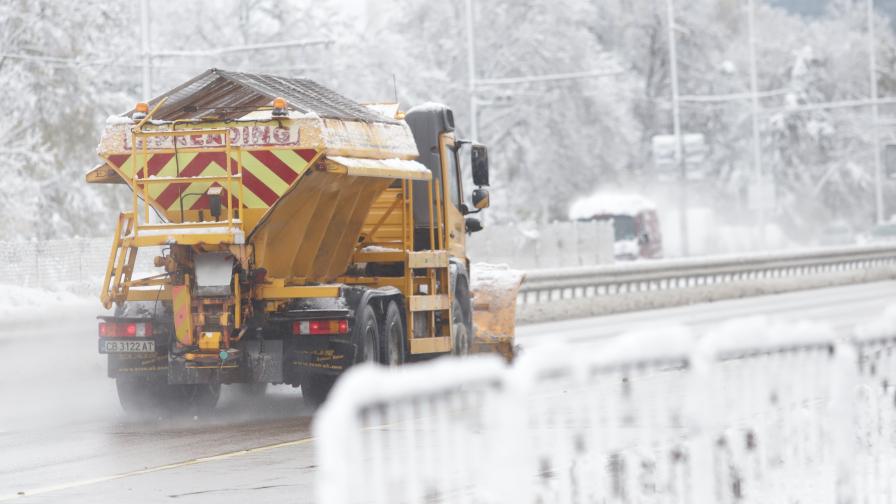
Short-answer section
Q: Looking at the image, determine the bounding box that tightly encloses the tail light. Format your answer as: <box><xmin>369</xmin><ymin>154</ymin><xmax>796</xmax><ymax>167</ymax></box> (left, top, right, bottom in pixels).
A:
<box><xmin>292</xmin><ymin>319</ymin><xmax>349</xmax><ymax>335</ymax></box>
<box><xmin>99</xmin><ymin>321</ymin><xmax>153</xmax><ymax>338</ymax></box>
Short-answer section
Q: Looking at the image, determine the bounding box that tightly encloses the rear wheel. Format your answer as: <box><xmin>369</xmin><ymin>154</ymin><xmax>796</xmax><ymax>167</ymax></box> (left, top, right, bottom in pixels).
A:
<box><xmin>382</xmin><ymin>301</ymin><xmax>405</xmax><ymax>366</ymax></box>
<box><xmin>116</xmin><ymin>376</ymin><xmax>166</xmax><ymax>415</ymax></box>
<box><xmin>353</xmin><ymin>304</ymin><xmax>380</xmax><ymax>364</ymax></box>
<box><xmin>452</xmin><ymin>278</ymin><xmax>473</xmax><ymax>356</ymax></box>
<box><xmin>116</xmin><ymin>378</ymin><xmax>220</xmax><ymax>416</ymax></box>
<box><xmin>452</xmin><ymin>298</ymin><xmax>471</xmax><ymax>356</ymax></box>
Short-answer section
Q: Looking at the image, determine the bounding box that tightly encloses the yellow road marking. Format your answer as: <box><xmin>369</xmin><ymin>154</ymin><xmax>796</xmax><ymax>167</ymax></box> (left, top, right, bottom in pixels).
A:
<box><xmin>0</xmin><ymin>435</ymin><xmax>315</xmax><ymax>501</ymax></box>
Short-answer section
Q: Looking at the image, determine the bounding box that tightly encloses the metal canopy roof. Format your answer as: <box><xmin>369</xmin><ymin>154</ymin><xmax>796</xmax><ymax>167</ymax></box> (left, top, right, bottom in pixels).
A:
<box><xmin>128</xmin><ymin>68</ymin><xmax>395</xmax><ymax>124</ymax></box>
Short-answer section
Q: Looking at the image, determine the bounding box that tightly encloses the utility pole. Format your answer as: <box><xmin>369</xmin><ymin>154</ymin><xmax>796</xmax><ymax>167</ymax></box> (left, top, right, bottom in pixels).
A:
<box><xmin>140</xmin><ymin>0</ymin><xmax>152</xmax><ymax>100</ymax></box>
<box><xmin>747</xmin><ymin>0</ymin><xmax>765</xmax><ymax>247</ymax></box>
<box><xmin>869</xmin><ymin>0</ymin><xmax>884</xmax><ymax>223</ymax></box>
<box><xmin>665</xmin><ymin>0</ymin><xmax>689</xmax><ymax>256</ymax></box>
<box><xmin>139</xmin><ymin>0</ymin><xmax>155</xmax><ymax>225</ymax></box>
<box><xmin>464</xmin><ymin>0</ymin><xmax>478</xmax><ymax>142</ymax></box>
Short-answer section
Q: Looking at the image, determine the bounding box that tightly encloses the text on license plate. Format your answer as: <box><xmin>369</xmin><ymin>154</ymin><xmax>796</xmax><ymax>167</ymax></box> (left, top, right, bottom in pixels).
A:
<box><xmin>100</xmin><ymin>340</ymin><xmax>155</xmax><ymax>353</ymax></box>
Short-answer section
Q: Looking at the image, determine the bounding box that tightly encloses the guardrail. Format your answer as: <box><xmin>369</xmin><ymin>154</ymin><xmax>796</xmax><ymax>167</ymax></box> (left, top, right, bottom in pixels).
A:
<box><xmin>517</xmin><ymin>244</ymin><xmax>896</xmax><ymax>305</ymax></box>
<box><xmin>6</xmin><ymin>237</ymin><xmax>896</xmax><ymax>319</ymax></box>
<box><xmin>315</xmin><ymin>314</ymin><xmax>896</xmax><ymax>504</ymax></box>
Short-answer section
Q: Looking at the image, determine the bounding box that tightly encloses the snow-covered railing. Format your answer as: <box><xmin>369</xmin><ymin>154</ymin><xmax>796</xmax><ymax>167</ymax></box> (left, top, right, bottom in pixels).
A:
<box><xmin>315</xmin><ymin>357</ymin><xmax>516</xmax><ymax>504</ymax></box>
<box><xmin>518</xmin><ymin>243</ymin><xmax>896</xmax><ymax>305</ymax></box>
<box><xmin>315</xmin><ymin>315</ymin><xmax>896</xmax><ymax>504</ymax></box>
<box><xmin>516</xmin><ymin>336</ymin><xmax>695</xmax><ymax>503</ymax></box>
<box><xmin>847</xmin><ymin>306</ymin><xmax>896</xmax><ymax>500</ymax></box>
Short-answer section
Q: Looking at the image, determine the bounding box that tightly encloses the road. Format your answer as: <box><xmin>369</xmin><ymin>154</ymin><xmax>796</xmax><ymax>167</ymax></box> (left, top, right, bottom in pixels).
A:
<box><xmin>2</xmin><ymin>281</ymin><xmax>895</xmax><ymax>502</ymax></box>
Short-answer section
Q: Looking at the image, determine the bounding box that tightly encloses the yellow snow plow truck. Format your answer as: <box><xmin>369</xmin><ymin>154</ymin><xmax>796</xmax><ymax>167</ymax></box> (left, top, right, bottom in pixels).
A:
<box><xmin>86</xmin><ymin>69</ymin><xmax>522</xmax><ymax>412</ymax></box>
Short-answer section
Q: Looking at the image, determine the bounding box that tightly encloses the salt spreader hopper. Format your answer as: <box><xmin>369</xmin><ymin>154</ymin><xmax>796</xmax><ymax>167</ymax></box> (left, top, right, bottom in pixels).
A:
<box><xmin>87</xmin><ymin>69</ymin><xmax>522</xmax><ymax>411</ymax></box>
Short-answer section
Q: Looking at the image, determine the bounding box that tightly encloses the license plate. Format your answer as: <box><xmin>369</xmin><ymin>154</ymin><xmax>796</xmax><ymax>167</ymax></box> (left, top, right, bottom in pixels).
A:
<box><xmin>99</xmin><ymin>339</ymin><xmax>155</xmax><ymax>354</ymax></box>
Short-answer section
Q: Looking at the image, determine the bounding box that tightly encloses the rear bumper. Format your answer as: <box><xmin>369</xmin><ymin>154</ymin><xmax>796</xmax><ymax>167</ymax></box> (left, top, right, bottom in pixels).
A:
<box><xmin>107</xmin><ymin>337</ymin><xmax>357</xmax><ymax>384</ymax></box>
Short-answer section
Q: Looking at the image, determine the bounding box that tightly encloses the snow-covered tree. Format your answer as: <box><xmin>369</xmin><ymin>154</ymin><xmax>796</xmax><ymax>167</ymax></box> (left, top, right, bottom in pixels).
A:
<box><xmin>0</xmin><ymin>1</ymin><xmax>137</xmax><ymax>239</ymax></box>
<box><xmin>3</xmin><ymin>0</ymin><xmax>896</xmax><ymax>243</ymax></box>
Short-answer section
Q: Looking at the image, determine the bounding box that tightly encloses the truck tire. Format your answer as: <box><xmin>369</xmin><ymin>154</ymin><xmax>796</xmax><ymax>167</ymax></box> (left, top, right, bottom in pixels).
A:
<box><xmin>381</xmin><ymin>301</ymin><xmax>405</xmax><ymax>366</ymax></box>
<box><xmin>302</xmin><ymin>374</ymin><xmax>336</xmax><ymax>408</ymax></box>
<box><xmin>353</xmin><ymin>304</ymin><xmax>380</xmax><ymax>364</ymax></box>
<box><xmin>452</xmin><ymin>298</ymin><xmax>470</xmax><ymax>355</ymax></box>
<box><xmin>116</xmin><ymin>376</ymin><xmax>166</xmax><ymax>415</ymax></box>
<box><xmin>452</xmin><ymin>278</ymin><xmax>473</xmax><ymax>356</ymax></box>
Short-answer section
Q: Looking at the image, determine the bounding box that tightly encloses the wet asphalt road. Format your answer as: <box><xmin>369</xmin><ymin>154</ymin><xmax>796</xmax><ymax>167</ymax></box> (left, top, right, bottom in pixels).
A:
<box><xmin>1</xmin><ymin>309</ymin><xmax>318</xmax><ymax>503</ymax></box>
<box><xmin>3</xmin><ymin>281</ymin><xmax>896</xmax><ymax>502</ymax></box>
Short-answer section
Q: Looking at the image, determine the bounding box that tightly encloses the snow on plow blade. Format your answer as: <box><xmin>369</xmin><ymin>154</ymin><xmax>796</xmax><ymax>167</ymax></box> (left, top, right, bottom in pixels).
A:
<box><xmin>471</xmin><ymin>263</ymin><xmax>525</xmax><ymax>361</ymax></box>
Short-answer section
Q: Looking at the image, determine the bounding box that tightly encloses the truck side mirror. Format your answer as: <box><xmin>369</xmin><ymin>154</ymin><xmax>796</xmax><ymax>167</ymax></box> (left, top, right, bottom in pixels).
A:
<box><xmin>471</xmin><ymin>144</ymin><xmax>489</xmax><ymax>187</ymax></box>
<box><xmin>472</xmin><ymin>188</ymin><xmax>490</xmax><ymax>209</ymax></box>
<box><xmin>465</xmin><ymin>217</ymin><xmax>483</xmax><ymax>234</ymax></box>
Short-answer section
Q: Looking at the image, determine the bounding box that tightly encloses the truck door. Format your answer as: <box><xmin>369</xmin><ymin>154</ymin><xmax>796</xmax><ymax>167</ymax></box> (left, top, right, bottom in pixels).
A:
<box><xmin>439</xmin><ymin>134</ymin><xmax>466</xmax><ymax>258</ymax></box>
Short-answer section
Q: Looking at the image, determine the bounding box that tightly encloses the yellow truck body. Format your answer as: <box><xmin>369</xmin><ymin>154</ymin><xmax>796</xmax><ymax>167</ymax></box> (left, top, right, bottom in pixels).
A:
<box><xmin>88</xmin><ymin>69</ymin><xmax>521</xmax><ymax>411</ymax></box>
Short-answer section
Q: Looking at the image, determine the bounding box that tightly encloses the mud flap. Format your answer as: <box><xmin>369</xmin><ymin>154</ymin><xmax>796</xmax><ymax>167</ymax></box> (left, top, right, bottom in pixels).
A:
<box><xmin>471</xmin><ymin>264</ymin><xmax>526</xmax><ymax>361</ymax></box>
<box><xmin>289</xmin><ymin>338</ymin><xmax>356</xmax><ymax>376</ymax></box>
<box><xmin>108</xmin><ymin>353</ymin><xmax>167</xmax><ymax>378</ymax></box>
<box><xmin>246</xmin><ymin>339</ymin><xmax>283</xmax><ymax>383</ymax></box>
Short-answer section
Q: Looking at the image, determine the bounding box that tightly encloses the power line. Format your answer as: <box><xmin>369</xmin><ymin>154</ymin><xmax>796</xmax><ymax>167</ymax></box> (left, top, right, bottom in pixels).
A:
<box><xmin>679</xmin><ymin>88</ymin><xmax>790</xmax><ymax>103</ymax></box>
<box><xmin>152</xmin><ymin>38</ymin><xmax>334</xmax><ymax>57</ymax></box>
<box><xmin>0</xmin><ymin>38</ymin><xmax>335</xmax><ymax>70</ymax></box>
<box><xmin>764</xmin><ymin>96</ymin><xmax>896</xmax><ymax>115</ymax></box>
<box><xmin>475</xmin><ymin>67</ymin><xmax>623</xmax><ymax>87</ymax></box>
<box><xmin>0</xmin><ymin>52</ymin><xmax>146</xmax><ymax>68</ymax></box>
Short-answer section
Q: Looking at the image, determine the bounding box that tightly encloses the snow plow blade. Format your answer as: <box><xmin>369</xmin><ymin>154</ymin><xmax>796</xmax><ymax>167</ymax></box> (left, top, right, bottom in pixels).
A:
<box><xmin>248</xmin><ymin>156</ymin><xmax>430</xmax><ymax>282</ymax></box>
<box><xmin>471</xmin><ymin>264</ymin><xmax>525</xmax><ymax>361</ymax></box>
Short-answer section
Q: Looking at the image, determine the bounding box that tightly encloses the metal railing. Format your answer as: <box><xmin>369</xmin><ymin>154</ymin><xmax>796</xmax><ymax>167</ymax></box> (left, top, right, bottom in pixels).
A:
<box><xmin>517</xmin><ymin>244</ymin><xmax>896</xmax><ymax>304</ymax></box>
<box><xmin>130</xmin><ymin>127</ymin><xmax>245</xmax><ymax>232</ymax></box>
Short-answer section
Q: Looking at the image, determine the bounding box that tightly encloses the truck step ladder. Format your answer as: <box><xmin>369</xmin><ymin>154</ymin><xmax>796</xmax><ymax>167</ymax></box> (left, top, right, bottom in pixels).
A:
<box><xmin>101</xmin><ymin>212</ymin><xmax>138</xmax><ymax>309</ymax></box>
<box><xmin>403</xmin><ymin>177</ymin><xmax>453</xmax><ymax>355</ymax></box>
<box><xmin>126</xmin><ymin>127</ymin><xmax>246</xmax><ymax>247</ymax></box>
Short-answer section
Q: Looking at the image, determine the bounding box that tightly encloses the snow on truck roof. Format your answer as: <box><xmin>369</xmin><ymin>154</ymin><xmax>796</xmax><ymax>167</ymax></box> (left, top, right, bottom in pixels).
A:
<box><xmin>122</xmin><ymin>68</ymin><xmax>396</xmax><ymax>124</ymax></box>
<box><xmin>568</xmin><ymin>193</ymin><xmax>657</xmax><ymax>220</ymax></box>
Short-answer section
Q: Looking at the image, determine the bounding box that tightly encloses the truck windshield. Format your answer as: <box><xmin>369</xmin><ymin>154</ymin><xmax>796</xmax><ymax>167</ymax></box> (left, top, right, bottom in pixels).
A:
<box><xmin>446</xmin><ymin>147</ymin><xmax>462</xmax><ymax>207</ymax></box>
<box><xmin>590</xmin><ymin>215</ymin><xmax>638</xmax><ymax>241</ymax></box>
<box><xmin>611</xmin><ymin>215</ymin><xmax>638</xmax><ymax>241</ymax></box>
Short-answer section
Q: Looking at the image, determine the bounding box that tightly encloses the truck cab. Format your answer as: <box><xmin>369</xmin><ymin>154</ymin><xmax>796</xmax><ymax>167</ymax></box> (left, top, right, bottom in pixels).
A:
<box><xmin>569</xmin><ymin>193</ymin><xmax>663</xmax><ymax>261</ymax></box>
